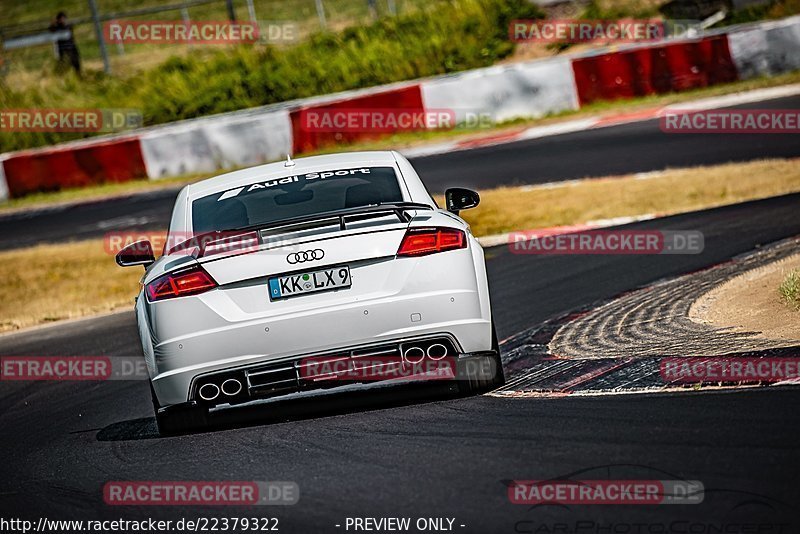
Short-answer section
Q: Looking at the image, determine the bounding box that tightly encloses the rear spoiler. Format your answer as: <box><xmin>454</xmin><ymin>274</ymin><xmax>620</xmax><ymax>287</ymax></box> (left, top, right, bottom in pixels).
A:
<box><xmin>169</xmin><ymin>202</ymin><xmax>434</xmax><ymax>257</ymax></box>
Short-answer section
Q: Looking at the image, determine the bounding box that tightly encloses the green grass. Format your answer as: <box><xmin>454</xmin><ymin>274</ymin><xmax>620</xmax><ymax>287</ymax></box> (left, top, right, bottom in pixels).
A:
<box><xmin>0</xmin><ymin>0</ymin><xmax>542</xmax><ymax>153</ymax></box>
<box><xmin>1</xmin><ymin>0</ymin><xmax>430</xmax><ymax>31</ymax></box>
<box><xmin>713</xmin><ymin>0</ymin><xmax>800</xmax><ymax>27</ymax></box>
<box><xmin>549</xmin><ymin>0</ymin><xmax>800</xmax><ymax>53</ymax></box>
<box><xmin>581</xmin><ymin>0</ymin><xmax>662</xmax><ymax>20</ymax></box>
<box><xmin>1</xmin><ymin>0</ymin><xmax>435</xmax><ymax>75</ymax></box>
<box><xmin>779</xmin><ymin>269</ymin><xmax>800</xmax><ymax>310</ymax></box>
<box><xmin>2</xmin><ymin>0</ymin><xmax>796</xmax><ymax>157</ymax></box>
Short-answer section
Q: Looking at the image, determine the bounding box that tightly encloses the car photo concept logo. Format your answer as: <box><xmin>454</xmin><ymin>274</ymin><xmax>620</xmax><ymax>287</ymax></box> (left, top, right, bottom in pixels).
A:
<box><xmin>287</xmin><ymin>249</ymin><xmax>325</xmax><ymax>264</ymax></box>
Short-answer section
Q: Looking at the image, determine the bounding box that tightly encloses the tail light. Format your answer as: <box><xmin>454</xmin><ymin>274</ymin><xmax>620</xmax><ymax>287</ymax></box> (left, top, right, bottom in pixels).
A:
<box><xmin>397</xmin><ymin>227</ymin><xmax>467</xmax><ymax>257</ymax></box>
<box><xmin>146</xmin><ymin>266</ymin><xmax>217</xmax><ymax>302</ymax></box>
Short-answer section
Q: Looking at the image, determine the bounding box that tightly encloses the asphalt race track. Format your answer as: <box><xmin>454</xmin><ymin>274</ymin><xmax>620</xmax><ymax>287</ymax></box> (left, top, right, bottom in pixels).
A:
<box><xmin>1</xmin><ymin>94</ymin><xmax>798</xmax><ymax>251</ymax></box>
<box><xmin>1</xmin><ymin>192</ymin><xmax>800</xmax><ymax>531</ymax></box>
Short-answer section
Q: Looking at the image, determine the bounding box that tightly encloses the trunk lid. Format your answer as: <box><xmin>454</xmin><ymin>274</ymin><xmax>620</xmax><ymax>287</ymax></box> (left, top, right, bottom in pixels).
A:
<box><xmin>199</xmin><ymin>212</ymin><xmax>410</xmax><ymax>285</ymax></box>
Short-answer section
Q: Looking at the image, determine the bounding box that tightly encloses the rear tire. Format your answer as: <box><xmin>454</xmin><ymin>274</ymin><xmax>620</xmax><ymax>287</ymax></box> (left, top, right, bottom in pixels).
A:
<box><xmin>457</xmin><ymin>324</ymin><xmax>505</xmax><ymax>395</ymax></box>
<box><xmin>150</xmin><ymin>383</ymin><xmax>209</xmax><ymax>435</ymax></box>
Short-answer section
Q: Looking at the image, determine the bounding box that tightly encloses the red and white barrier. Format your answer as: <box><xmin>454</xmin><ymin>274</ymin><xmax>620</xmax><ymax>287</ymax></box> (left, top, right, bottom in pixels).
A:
<box><xmin>420</xmin><ymin>57</ymin><xmax>579</xmax><ymax>123</ymax></box>
<box><xmin>1</xmin><ymin>136</ymin><xmax>147</xmax><ymax>198</ymax></box>
<box><xmin>1</xmin><ymin>16</ymin><xmax>799</xmax><ymax>200</ymax></box>
<box><xmin>0</xmin><ymin>156</ymin><xmax>8</xmax><ymax>201</ymax></box>
<box><xmin>289</xmin><ymin>85</ymin><xmax>425</xmax><ymax>154</ymax></box>
<box><xmin>728</xmin><ymin>15</ymin><xmax>800</xmax><ymax>79</ymax></box>
<box><xmin>140</xmin><ymin>110</ymin><xmax>292</xmax><ymax>179</ymax></box>
<box><xmin>571</xmin><ymin>35</ymin><xmax>737</xmax><ymax>105</ymax></box>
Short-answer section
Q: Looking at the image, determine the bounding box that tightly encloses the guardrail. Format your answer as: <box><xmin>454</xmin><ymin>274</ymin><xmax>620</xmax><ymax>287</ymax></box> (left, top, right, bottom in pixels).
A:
<box><xmin>2</xmin><ymin>30</ymin><xmax>71</xmax><ymax>51</ymax></box>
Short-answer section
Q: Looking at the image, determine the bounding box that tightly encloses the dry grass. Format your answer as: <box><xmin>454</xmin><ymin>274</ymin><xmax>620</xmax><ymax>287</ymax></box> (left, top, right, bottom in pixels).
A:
<box><xmin>2</xmin><ymin>158</ymin><xmax>800</xmax><ymax>333</ymax></box>
<box><xmin>690</xmin><ymin>253</ymin><xmax>800</xmax><ymax>340</ymax></box>
<box><xmin>0</xmin><ymin>240</ymin><xmax>142</xmax><ymax>332</ymax></box>
<box><xmin>456</xmin><ymin>158</ymin><xmax>800</xmax><ymax>236</ymax></box>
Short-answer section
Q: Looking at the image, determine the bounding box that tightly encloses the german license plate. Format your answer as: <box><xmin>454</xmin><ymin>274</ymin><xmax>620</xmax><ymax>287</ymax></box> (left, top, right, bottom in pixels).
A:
<box><xmin>268</xmin><ymin>266</ymin><xmax>351</xmax><ymax>300</ymax></box>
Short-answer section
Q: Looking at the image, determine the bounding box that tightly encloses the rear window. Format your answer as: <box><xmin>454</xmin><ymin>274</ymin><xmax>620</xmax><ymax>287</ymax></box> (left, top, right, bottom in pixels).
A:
<box><xmin>191</xmin><ymin>166</ymin><xmax>404</xmax><ymax>233</ymax></box>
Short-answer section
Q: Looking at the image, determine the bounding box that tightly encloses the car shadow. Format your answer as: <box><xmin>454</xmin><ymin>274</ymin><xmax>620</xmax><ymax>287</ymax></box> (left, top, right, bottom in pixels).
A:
<box><xmin>96</xmin><ymin>381</ymin><xmax>459</xmax><ymax>442</ymax></box>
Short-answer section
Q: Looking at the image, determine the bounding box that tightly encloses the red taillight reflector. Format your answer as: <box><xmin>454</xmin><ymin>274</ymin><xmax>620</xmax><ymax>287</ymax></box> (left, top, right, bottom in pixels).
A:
<box><xmin>146</xmin><ymin>267</ymin><xmax>217</xmax><ymax>301</ymax></box>
<box><xmin>397</xmin><ymin>228</ymin><xmax>467</xmax><ymax>257</ymax></box>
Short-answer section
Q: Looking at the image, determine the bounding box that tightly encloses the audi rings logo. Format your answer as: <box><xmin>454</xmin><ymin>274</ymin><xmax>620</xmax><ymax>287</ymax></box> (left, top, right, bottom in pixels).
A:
<box><xmin>287</xmin><ymin>249</ymin><xmax>325</xmax><ymax>264</ymax></box>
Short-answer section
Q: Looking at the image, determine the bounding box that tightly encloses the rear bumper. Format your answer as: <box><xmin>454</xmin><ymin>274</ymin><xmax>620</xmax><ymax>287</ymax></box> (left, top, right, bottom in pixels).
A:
<box><xmin>143</xmin><ymin>240</ymin><xmax>492</xmax><ymax>407</ymax></box>
<box><xmin>148</xmin><ymin>292</ymin><xmax>491</xmax><ymax>406</ymax></box>
<box><xmin>193</xmin><ymin>334</ymin><xmax>476</xmax><ymax>408</ymax></box>
<box><xmin>156</xmin><ymin>336</ymin><xmax>498</xmax><ymax>415</ymax></box>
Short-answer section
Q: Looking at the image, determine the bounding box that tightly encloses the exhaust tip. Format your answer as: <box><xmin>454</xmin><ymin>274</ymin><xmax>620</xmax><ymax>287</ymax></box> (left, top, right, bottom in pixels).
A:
<box><xmin>426</xmin><ymin>343</ymin><xmax>448</xmax><ymax>361</ymax></box>
<box><xmin>198</xmin><ymin>383</ymin><xmax>220</xmax><ymax>401</ymax></box>
<box><xmin>221</xmin><ymin>378</ymin><xmax>243</xmax><ymax>396</ymax></box>
<box><xmin>403</xmin><ymin>346</ymin><xmax>425</xmax><ymax>364</ymax></box>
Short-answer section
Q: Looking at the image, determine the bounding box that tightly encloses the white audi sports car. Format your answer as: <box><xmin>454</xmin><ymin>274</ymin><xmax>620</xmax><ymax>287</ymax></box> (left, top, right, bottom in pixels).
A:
<box><xmin>116</xmin><ymin>151</ymin><xmax>503</xmax><ymax>434</ymax></box>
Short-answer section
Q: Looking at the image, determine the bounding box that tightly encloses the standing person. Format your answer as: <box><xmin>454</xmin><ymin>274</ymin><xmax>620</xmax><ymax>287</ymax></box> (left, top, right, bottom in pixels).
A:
<box><xmin>49</xmin><ymin>11</ymin><xmax>80</xmax><ymax>73</ymax></box>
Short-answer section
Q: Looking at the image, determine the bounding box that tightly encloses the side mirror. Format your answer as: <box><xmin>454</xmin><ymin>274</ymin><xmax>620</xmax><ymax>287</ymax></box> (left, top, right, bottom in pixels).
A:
<box><xmin>445</xmin><ymin>188</ymin><xmax>480</xmax><ymax>215</ymax></box>
<box><xmin>115</xmin><ymin>240</ymin><xmax>155</xmax><ymax>267</ymax></box>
